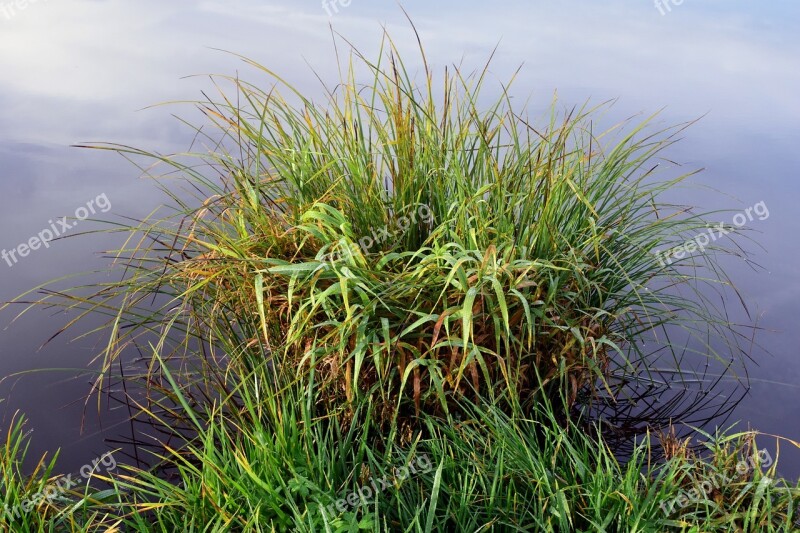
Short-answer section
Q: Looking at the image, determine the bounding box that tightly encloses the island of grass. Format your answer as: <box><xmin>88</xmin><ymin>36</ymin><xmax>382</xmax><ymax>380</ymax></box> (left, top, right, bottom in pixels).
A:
<box><xmin>2</xmin><ymin>27</ymin><xmax>799</xmax><ymax>532</ymax></box>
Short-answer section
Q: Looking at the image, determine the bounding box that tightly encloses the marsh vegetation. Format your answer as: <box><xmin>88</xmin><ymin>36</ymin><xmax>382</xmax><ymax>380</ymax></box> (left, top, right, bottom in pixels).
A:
<box><xmin>2</xmin><ymin>29</ymin><xmax>799</xmax><ymax>532</ymax></box>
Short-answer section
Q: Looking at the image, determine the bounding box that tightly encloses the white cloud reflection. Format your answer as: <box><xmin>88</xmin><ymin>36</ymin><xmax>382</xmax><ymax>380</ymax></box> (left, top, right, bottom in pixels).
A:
<box><xmin>0</xmin><ymin>0</ymin><xmax>797</xmax><ymax>144</ymax></box>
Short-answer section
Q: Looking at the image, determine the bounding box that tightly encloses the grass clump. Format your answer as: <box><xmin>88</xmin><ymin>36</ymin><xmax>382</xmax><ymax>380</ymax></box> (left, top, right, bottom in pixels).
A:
<box><xmin>54</xmin><ymin>31</ymin><xmax>741</xmax><ymax>426</ymax></box>
<box><xmin>3</xmin><ymin>27</ymin><xmax>799</xmax><ymax>532</ymax></box>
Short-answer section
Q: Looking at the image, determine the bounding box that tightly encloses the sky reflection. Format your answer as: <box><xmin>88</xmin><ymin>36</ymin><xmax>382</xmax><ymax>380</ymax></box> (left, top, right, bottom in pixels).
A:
<box><xmin>1</xmin><ymin>1</ymin><xmax>798</xmax><ymax>476</ymax></box>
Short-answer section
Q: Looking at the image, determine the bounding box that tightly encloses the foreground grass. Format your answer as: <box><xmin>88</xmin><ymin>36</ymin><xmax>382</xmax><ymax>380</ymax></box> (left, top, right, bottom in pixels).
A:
<box><xmin>2</xmin><ymin>26</ymin><xmax>797</xmax><ymax>532</ymax></box>
<box><xmin>2</xmin><ymin>386</ymin><xmax>799</xmax><ymax>531</ymax></box>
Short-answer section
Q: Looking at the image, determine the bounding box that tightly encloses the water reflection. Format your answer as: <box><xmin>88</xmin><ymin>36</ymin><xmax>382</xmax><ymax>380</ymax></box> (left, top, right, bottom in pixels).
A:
<box><xmin>1</xmin><ymin>0</ymin><xmax>798</xmax><ymax>477</ymax></box>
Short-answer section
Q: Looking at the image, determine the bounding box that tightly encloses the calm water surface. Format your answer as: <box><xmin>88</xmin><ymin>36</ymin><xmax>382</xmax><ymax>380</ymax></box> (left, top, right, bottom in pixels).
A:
<box><xmin>1</xmin><ymin>1</ymin><xmax>798</xmax><ymax>476</ymax></box>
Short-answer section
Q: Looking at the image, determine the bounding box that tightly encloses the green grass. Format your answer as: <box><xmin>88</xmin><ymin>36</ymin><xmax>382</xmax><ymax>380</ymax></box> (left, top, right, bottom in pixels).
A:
<box><xmin>3</xmin><ymin>380</ymin><xmax>800</xmax><ymax>531</ymax></box>
<box><xmin>2</xmin><ymin>25</ymin><xmax>798</xmax><ymax>532</ymax></box>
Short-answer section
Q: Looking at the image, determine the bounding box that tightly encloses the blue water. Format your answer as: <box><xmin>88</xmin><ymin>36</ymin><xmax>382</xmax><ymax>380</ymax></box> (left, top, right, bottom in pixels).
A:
<box><xmin>1</xmin><ymin>1</ymin><xmax>798</xmax><ymax>477</ymax></box>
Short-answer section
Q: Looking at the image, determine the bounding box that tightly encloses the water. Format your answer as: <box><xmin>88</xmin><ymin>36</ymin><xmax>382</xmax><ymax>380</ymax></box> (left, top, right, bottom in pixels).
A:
<box><xmin>1</xmin><ymin>1</ymin><xmax>798</xmax><ymax>477</ymax></box>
